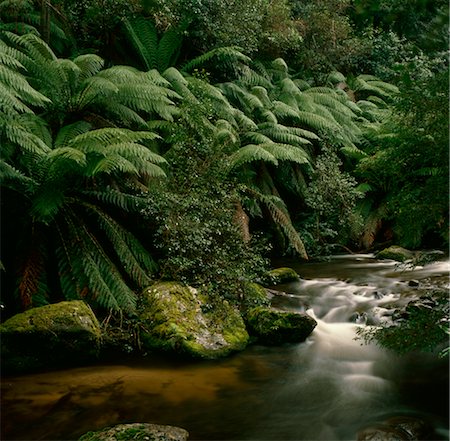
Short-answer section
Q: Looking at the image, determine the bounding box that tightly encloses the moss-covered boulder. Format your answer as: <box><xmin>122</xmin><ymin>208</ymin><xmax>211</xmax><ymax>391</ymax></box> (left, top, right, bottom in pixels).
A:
<box><xmin>262</xmin><ymin>267</ymin><xmax>300</xmax><ymax>286</ymax></box>
<box><xmin>139</xmin><ymin>282</ymin><xmax>249</xmax><ymax>359</ymax></box>
<box><xmin>0</xmin><ymin>300</ymin><xmax>101</xmax><ymax>374</ymax></box>
<box><xmin>241</xmin><ymin>282</ymin><xmax>270</xmax><ymax>310</ymax></box>
<box><xmin>245</xmin><ymin>306</ymin><xmax>317</xmax><ymax>345</ymax></box>
<box><xmin>376</xmin><ymin>246</ymin><xmax>414</xmax><ymax>262</ymax></box>
<box><xmin>79</xmin><ymin>423</ymin><xmax>188</xmax><ymax>441</ymax></box>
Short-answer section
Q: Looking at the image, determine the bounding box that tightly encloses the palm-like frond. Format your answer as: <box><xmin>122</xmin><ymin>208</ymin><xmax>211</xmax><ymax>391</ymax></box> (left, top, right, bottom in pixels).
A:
<box><xmin>246</xmin><ymin>188</ymin><xmax>308</xmax><ymax>259</ymax></box>
<box><xmin>56</xmin><ymin>207</ymin><xmax>137</xmax><ymax>313</ymax></box>
<box><xmin>182</xmin><ymin>46</ymin><xmax>251</xmax><ymax>74</ymax></box>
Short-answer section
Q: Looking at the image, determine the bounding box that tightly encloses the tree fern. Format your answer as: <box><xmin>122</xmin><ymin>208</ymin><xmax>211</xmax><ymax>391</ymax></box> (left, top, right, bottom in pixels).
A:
<box><xmin>57</xmin><ymin>206</ymin><xmax>137</xmax><ymax>313</ymax></box>
<box><xmin>182</xmin><ymin>46</ymin><xmax>251</xmax><ymax>74</ymax></box>
<box><xmin>123</xmin><ymin>16</ymin><xmax>158</xmax><ymax>70</ymax></box>
<box><xmin>246</xmin><ymin>188</ymin><xmax>308</xmax><ymax>259</ymax></box>
<box><xmin>79</xmin><ymin>201</ymin><xmax>156</xmax><ymax>286</ymax></box>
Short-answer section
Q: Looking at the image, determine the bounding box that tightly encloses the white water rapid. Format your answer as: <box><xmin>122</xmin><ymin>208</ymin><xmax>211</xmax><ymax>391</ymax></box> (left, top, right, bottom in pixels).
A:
<box><xmin>251</xmin><ymin>254</ymin><xmax>450</xmax><ymax>440</ymax></box>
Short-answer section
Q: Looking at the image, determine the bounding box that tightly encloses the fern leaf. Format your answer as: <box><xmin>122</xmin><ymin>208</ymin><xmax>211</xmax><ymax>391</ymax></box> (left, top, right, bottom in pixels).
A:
<box><xmin>263</xmin><ymin>143</ymin><xmax>310</xmax><ymax>165</ymax></box>
<box><xmin>73</xmin><ymin>54</ymin><xmax>104</xmax><ymax>81</ymax></box>
<box><xmin>229</xmin><ymin>144</ymin><xmax>278</xmax><ymax>169</ymax></box>
<box><xmin>54</xmin><ymin>121</ymin><xmax>92</xmax><ymax>147</ymax></box>
<box><xmin>123</xmin><ymin>17</ymin><xmax>157</xmax><ymax>70</ymax></box>
<box><xmin>182</xmin><ymin>46</ymin><xmax>251</xmax><ymax>73</ymax></box>
<box><xmin>79</xmin><ymin>202</ymin><xmax>155</xmax><ymax>286</ymax></box>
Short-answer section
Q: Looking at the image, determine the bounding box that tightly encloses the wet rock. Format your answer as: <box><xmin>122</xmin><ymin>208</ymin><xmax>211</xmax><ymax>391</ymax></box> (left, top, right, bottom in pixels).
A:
<box><xmin>357</xmin><ymin>416</ymin><xmax>433</xmax><ymax>441</ymax></box>
<box><xmin>0</xmin><ymin>300</ymin><xmax>101</xmax><ymax>374</ymax></box>
<box><xmin>376</xmin><ymin>246</ymin><xmax>414</xmax><ymax>262</ymax></box>
<box><xmin>261</xmin><ymin>267</ymin><xmax>300</xmax><ymax>286</ymax></box>
<box><xmin>139</xmin><ymin>282</ymin><xmax>249</xmax><ymax>359</ymax></box>
<box><xmin>245</xmin><ymin>306</ymin><xmax>317</xmax><ymax>345</ymax></box>
<box><xmin>407</xmin><ymin>280</ymin><xmax>420</xmax><ymax>287</ymax></box>
<box><xmin>78</xmin><ymin>423</ymin><xmax>189</xmax><ymax>441</ymax></box>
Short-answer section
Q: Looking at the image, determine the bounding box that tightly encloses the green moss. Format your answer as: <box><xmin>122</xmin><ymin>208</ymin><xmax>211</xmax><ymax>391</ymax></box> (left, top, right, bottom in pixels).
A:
<box><xmin>78</xmin><ymin>423</ymin><xmax>188</xmax><ymax>441</ymax></box>
<box><xmin>376</xmin><ymin>246</ymin><xmax>414</xmax><ymax>262</ymax></box>
<box><xmin>139</xmin><ymin>282</ymin><xmax>248</xmax><ymax>358</ymax></box>
<box><xmin>0</xmin><ymin>301</ymin><xmax>101</xmax><ymax>373</ymax></box>
<box><xmin>245</xmin><ymin>306</ymin><xmax>317</xmax><ymax>345</ymax></box>
<box><xmin>262</xmin><ymin>267</ymin><xmax>300</xmax><ymax>286</ymax></box>
<box><xmin>241</xmin><ymin>282</ymin><xmax>270</xmax><ymax>309</ymax></box>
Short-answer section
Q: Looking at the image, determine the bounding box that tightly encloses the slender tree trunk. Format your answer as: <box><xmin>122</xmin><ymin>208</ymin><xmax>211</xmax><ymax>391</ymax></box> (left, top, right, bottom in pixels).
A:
<box><xmin>40</xmin><ymin>0</ymin><xmax>51</xmax><ymax>43</ymax></box>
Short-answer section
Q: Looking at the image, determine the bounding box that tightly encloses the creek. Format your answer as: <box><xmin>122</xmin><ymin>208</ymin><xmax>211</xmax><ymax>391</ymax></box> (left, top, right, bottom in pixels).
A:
<box><xmin>1</xmin><ymin>254</ymin><xmax>449</xmax><ymax>440</ymax></box>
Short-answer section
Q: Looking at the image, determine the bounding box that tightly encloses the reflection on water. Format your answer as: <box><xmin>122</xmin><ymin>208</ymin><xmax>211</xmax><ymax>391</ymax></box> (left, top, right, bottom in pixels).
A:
<box><xmin>1</xmin><ymin>255</ymin><xmax>449</xmax><ymax>440</ymax></box>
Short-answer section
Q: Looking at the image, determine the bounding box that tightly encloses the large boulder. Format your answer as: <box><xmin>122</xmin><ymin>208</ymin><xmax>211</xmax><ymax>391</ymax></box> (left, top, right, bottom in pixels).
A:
<box><xmin>79</xmin><ymin>423</ymin><xmax>188</xmax><ymax>441</ymax></box>
<box><xmin>0</xmin><ymin>300</ymin><xmax>101</xmax><ymax>374</ymax></box>
<box><xmin>261</xmin><ymin>267</ymin><xmax>300</xmax><ymax>286</ymax></box>
<box><xmin>245</xmin><ymin>306</ymin><xmax>317</xmax><ymax>345</ymax></box>
<box><xmin>376</xmin><ymin>246</ymin><xmax>414</xmax><ymax>262</ymax></box>
<box><xmin>139</xmin><ymin>282</ymin><xmax>249</xmax><ymax>359</ymax></box>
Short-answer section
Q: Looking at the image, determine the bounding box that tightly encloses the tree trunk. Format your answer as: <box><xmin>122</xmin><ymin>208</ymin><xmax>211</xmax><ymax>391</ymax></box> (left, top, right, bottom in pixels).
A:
<box><xmin>40</xmin><ymin>0</ymin><xmax>51</xmax><ymax>43</ymax></box>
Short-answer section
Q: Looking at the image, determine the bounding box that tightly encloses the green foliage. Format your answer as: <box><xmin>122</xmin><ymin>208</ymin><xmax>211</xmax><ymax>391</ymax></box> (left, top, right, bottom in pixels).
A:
<box><xmin>357</xmin><ymin>291</ymin><xmax>449</xmax><ymax>355</ymax></box>
<box><xmin>356</xmin><ymin>61</ymin><xmax>449</xmax><ymax>248</ymax></box>
<box><xmin>0</xmin><ymin>32</ymin><xmax>163</xmax><ymax>315</ymax></box>
<box><xmin>302</xmin><ymin>146</ymin><xmax>363</xmax><ymax>255</ymax></box>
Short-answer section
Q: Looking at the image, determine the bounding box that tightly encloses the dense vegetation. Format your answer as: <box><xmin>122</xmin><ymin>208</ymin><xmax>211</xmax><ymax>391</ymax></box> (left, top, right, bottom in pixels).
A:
<box><xmin>1</xmin><ymin>0</ymin><xmax>448</xmax><ymax>351</ymax></box>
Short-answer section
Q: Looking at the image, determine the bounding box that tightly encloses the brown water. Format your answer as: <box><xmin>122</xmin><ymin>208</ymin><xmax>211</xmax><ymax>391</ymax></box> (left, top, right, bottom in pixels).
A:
<box><xmin>1</xmin><ymin>255</ymin><xmax>449</xmax><ymax>440</ymax></box>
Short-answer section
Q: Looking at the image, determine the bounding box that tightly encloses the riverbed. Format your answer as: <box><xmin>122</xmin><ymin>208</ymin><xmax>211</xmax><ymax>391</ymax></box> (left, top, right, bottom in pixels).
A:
<box><xmin>1</xmin><ymin>254</ymin><xmax>449</xmax><ymax>440</ymax></box>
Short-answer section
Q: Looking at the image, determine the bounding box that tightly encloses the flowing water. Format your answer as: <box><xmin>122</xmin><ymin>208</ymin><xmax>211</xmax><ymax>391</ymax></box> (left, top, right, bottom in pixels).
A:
<box><xmin>2</xmin><ymin>254</ymin><xmax>449</xmax><ymax>440</ymax></box>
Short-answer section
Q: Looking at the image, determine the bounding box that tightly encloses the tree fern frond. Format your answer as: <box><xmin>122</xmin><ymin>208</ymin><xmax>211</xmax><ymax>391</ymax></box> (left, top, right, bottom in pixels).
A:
<box><xmin>229</xmin><ymin>144</ymin><xmax>278</xmax><ymax>169</ymax></box>
<box><xmin>233</xmin><ymin>108</ymin><xmax>258</xmax><ymax>130</ymax></box>
<box><xmin>72</xmin><ymin>76</ymin><xmax>119</xmax><ymax>110</ymax></box>
<box><xmin>272</xmin><ymin>100</ymin><xmax>302</xmax><ymax>121</ymax></box>
<box><xmin>54</xmin><ymin>121</ymin><xmax>92</xmax><ymax>147</ymax></box>
<box><xmin>61</xmin><ymin>207</ymin><xmax>137</xmax><ymax>312</ymax></box>
<box><xmin>73</xmin><ymin>54</ymin><xmax>104</xmax><ymax>81</ymax></box>
<box><xmin>31</xmin><ymin>185</ymin><xmax>65</xmax><ymax>223</ymax></box>
<box><xmin>296</xmin><ymin>110</ymin><xmax>340</xmax><ymax>133</ymax></box>
<box><xmin>3</xmin><ymin>31</ymin><xmax>56</xmax><ymax>62</ymax></box>
<box><xmin>123</xmin><ymin>16</ymin><xmax>157</xmax><ymax>70</ymax></box>
<box><xmin>47</xmin><ymin>147</ymin><xmax>87</xmax><ymax>166</ymax></box>
<box><xmin>82</xmin><ymin>188</ymin><xmax>146</xmax><ymax>212</ymax></box>
<box><xmin>251</xmin><ymin>86</ymin><xmax>272</xmax><ymax>107</ymax></box>
<box><xmin>182</xmin><ymin>46</ymin><xmax>251</xmax><ymax>73</ymax></box>
<box><xmin>252</xmin><ymin>190</ymin><xmax>308</xmax><ymax>259</ymax></box>
<box><xmin>0</xmin><ymin>159</ymin><xmax>36</xmax><ymax>192</ymax></box>
<box><xmin>3</xmin><ymin>115</ymin><xmax>51</xmax><ymax>154</ymax></box>
<box><xmin>157</xmin><ymin>21</ymin><xmax>187</xmax><ymax>72</ymax></box>
<box><xmin>243</xmin><ymin>131</ymin><xmax>273</xmax><ymax>145</ymax></box>
<box><xmin>87</xmin><ymin>154</ymin><xmax>139</xmax><ymax>176</ymax></box>
<box><xmin>293</xmin><ymin>78</ymin><xmax>312</xmax><ymax>91</ymax></box>
<box><xmin>0</xmin><ymin>63</ymin><xmax>51</xmax><ymax>109</ymax></box>
<box><xmin>79</xmin><ymin>202</ymin><xmax>155</xmax><ymax>286</ymax></box>
<box><xmin>258</xmin><ymin>109</ymin><xmax>278</xmax><ymax>124</ymax></box>
<box><xmin>257</xmin><ymin>123</ymin><xmax>314</xmax><ymax>145</ymax></box>
<box><xmin>68</xmin><ymin>128</ymin><xmax>161</xmax><ymax>149</ymax></box>
<box><xmin>215</xmin><ymin>118</ymin><xmax>238</xmax><ymax>144</ymax></box>
<box><xmin>238</xmin><ymin>65</ymin><xmax>273</xmax><ymax>88</ymax></box>
<box><xmin>262</xmin><ymin>143</ymin><xmax>310</xmax><ymax>165</ymax></box>
<box><xmin>271</xmin><ymin>58</ymin><xmax>289</xmax><ymax>75</ymax></box>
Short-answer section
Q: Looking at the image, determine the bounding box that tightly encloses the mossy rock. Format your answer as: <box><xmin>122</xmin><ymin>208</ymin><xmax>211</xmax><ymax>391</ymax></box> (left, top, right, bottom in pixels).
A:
<box><xmin>0</xmin><ymin>300</ymin><xmax>101</xmax><ymax>374</ymax></box>
<box><xmin>245</xmin><ymin>306</ymin><xmax>317</xmax><ymax>345</ymax></box>
<box><xmin>139</xmin><ymin>282</ymin><xmax>249</xmax><ymax>359</ymax></box>
<box><xmin>262</xmin><ymin>267</ymin><xmax>300</xmax><ymax>286</ymax></box>
<box><xmin>376</xmin><ymin>246</ymin><xmax>414</xmax><ymax>262</ymax></box>
<box><xmin>241</xmin><ymin>282</ymin><xmax>270</xmax><ymax>310</ymax></box>
<box><xmin>79</xmin><ymin>423</ymin><xmax>188</xmax><ymax>441</ymax></box>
